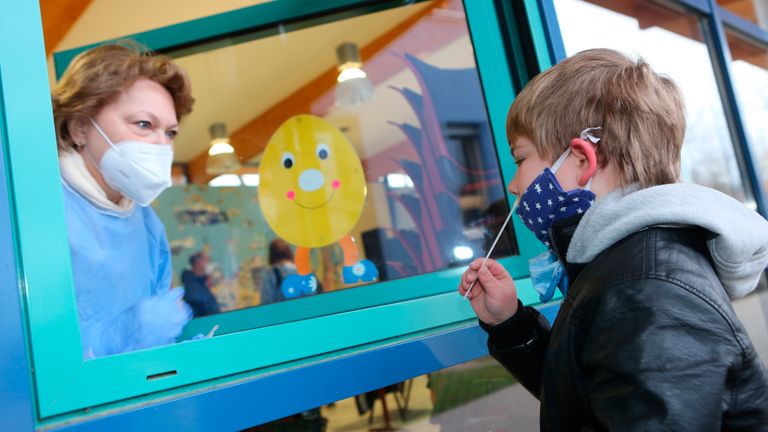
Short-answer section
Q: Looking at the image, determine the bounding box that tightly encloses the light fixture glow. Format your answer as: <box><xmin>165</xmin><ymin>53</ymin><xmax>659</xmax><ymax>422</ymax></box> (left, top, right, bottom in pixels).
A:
<box><xmin>453</xmin><ymin>246</ymin><xmax>474</xmax><ymax>261</ymax></box>
<box><xmin>337</xmin><ymin>67</ymin><xmax>367</xmax><ymax>83</ymax></box>
<box><xmin>208</xmin><ymin>140</ymin><xmax>235</xmax><ymax>156</ymax></box>
<box><xmin>208</xmin><ymin>174</ymin><xmax>242</xmax><ymax>187</ymax></box>
<box><xmin>335</xmin><ymin>42</ymin><xmax>374</xmax><ymax>108</ymax></box>
<box><xmin>206</xmin><ymin>122</ymin><xmax>241</xmax><ymax>175</ymax></box>
<box><xmin>241</xmin><ymin>173</ymin><xmax>260</xmax><ymax>187</ymax></box>
<box><xmin>386</xmin><ymin>173</ymin><xmax>415</xmax><ymax>188</ymax></box>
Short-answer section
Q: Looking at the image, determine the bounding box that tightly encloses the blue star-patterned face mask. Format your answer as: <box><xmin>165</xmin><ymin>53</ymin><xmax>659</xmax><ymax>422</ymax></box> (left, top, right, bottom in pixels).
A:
<box><xmin>516</xmin><ymin>128</ymin><xmax>600</xmax><ymax>247</ymax></box>
<box><xmin>518</xmin><ymin>127</ymin><xmax>600</xmax><ymax>302</ymax></box>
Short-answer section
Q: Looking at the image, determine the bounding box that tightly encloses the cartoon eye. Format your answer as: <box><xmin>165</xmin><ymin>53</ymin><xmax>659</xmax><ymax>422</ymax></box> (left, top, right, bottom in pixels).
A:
<box><xmin>281</xmin><ymin>152</ymin><xmax>295</xmax><ymax>169</ymax></box>
<box><xmin>316</xmin><ymin>143</ymin><xmax>330</xmax><ymax>160</ymax></box>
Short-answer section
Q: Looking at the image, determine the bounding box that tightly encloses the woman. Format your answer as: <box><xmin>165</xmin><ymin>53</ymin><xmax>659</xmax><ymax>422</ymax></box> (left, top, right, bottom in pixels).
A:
<box><xmin>52</xmin><ymin>43</ymin><xmax>195</xmax><ymax>358</ymax></box>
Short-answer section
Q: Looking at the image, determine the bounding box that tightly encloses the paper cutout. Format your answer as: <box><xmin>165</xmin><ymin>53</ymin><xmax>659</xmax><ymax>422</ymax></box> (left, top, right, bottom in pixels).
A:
<box><xmin>258</xmin><ymin>115</ymin><xmax>379</xmax><ymax>292</ymax></box>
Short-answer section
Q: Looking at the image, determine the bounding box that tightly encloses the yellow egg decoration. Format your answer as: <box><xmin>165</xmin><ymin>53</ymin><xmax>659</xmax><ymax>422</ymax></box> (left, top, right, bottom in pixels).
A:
<box><xmin>258</xmin><ymin>115</ymin><xmax>378</xmax><ymax>298</ymax></box>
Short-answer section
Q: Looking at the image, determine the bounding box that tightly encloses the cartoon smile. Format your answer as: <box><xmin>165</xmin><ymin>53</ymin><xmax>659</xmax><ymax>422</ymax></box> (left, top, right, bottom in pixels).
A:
<box><xmin>292</xmin><ymin>189</ymin><xmax>337</xmax><ymax>210</ymax></box>
<box><xmin>258</xmin><ymin>115</ymin><xmax>365</xmax><ymax>248</ymax></box>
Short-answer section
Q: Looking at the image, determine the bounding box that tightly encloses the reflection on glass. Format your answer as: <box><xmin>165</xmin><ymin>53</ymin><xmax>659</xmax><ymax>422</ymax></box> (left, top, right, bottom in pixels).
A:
<box><xmin>727</xmin><ymin>31</ymin><xmax>768</xmax><ymax>204</ymax></box>
<box><xmin>242</xmin><ymin>356</ymin><xmax>539</xmax><ymax>432</ymax></box>
<box><xmin>717</xmin><ymin>0</ymin><xmax>768</xmax><ymax>31</ymax></box>
<box><xmin>159</xmin><ymin>0</ymin><xmax>516</xmax><ymax>314</ymax></box>
<box><xmin>724</xmin><ymin>32</ymin><xmax>768</xmax><ymax>365</ymax></box>
<box><xmin>554</xmin><ymin>0</ymin><xmax>748</xmax><ymax>201</ymax></box>
<box><xmin>731</xmin><ymin>280</ymin><xmax>768</xmax><ymax>367</ymax></box>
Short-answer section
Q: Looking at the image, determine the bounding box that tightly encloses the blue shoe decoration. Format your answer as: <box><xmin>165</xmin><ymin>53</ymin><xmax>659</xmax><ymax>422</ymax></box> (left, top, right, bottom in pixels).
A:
<box><xmin>281</xmin><ymin>274</ymin><xmax>318</xmax><ymax>299</ymax></box>
<box><xmin>342</xmin><ymin>259</ymin><xmax>379</xmax><ymax>284</ymax></box>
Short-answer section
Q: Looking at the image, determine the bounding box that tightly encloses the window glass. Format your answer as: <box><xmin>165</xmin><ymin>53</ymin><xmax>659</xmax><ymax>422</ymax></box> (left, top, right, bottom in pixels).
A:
<box><xmin>716</xmin><ymin>0</ymin><xmax>768</xmax><ymax>31</ymax></box>
<box><xmin>731</xmin><ymin>278</ymin><xmax>768</xmax><ymax>365</ymax></box>
<box><xmin>726</xmin><ymin>36</ymin><xmax>768</xmax><ymax>363</ymax></box>
<box><xmin>161</xmin><ymin>0</ymin><xmax>516</xmax><ymax>315</ymax></box>
<box><xmin>55</xmin><ymin>0</ymin><xmax>517</xmax><ymax>358</ymax></box>
<box><xmin>554</xmin><ymin>0</ymin><xmax>749</xmax><ymax>201</ymax></box>
<box><xmin>243</xmin><ymin>356</ymin><xmax>540</xmax><ymax>432</ymax></box>
<box><xmin>726</xmin><ymin>30</ymin><xmax>768</xmax><ymax>206</ymax></box>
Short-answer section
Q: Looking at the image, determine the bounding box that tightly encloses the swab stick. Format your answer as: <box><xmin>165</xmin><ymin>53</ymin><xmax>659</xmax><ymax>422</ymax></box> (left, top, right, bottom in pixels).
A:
<box><xmin>463</xmin><ymin>198</ymin><xmax>518</xmax><ymax>299</ymax></box>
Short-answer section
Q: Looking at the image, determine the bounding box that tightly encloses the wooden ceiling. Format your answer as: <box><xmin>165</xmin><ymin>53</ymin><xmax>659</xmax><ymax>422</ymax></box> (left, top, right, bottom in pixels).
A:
<box><xmin>40</xmin><ymin>0</ymin><xmax>93</xmax><ymax>55</ymax></box>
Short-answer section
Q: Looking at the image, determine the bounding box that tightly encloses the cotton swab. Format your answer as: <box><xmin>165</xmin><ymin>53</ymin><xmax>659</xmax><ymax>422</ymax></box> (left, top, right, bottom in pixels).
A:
<box><xmin>463</xmin><ymin>198</ymin><xmax>518</xmax><ymax>299</ymax></box>
<box><xmin>206</xmin><ymin>324</ymin><xmax>220</xmax><ymax>338</ymax></box>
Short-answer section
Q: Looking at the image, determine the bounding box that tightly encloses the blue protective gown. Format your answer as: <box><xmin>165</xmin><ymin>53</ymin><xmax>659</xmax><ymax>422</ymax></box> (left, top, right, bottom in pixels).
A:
<box><xmin>61</xmin><ymin>180</ymin><xmax>191</xmax><ymax>358</ymax></box>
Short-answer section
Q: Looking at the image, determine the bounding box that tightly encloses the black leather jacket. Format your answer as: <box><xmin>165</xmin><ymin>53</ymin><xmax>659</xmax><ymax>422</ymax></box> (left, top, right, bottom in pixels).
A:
<box><xmin>482</xmin><ymin>216</ymin><xmax>768</xmax><ymax>431</ymax></box>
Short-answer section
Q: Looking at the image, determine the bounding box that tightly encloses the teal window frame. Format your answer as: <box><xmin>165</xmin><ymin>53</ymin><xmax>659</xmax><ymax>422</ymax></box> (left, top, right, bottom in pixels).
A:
<box><xmin>7</xmin><ymin>0</ymin><xmax>554</xmax><ymax>420</ymax></box>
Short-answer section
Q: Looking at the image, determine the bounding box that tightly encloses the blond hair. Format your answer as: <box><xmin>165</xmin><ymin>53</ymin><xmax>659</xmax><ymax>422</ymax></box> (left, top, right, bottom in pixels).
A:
<box><xmin>52</xmin><ymin>42</ymin><xmax>195</xmax><ymax>152</ymax></box>
<box><xmin>507</xmin><ymin>48</ymin><xmax>685</xmax><ymax>187</ymax></box>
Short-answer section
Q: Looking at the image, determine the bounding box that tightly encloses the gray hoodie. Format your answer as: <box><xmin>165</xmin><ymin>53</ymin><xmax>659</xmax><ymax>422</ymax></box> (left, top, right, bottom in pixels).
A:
<box><xmin>567</xmin><ymin>183</ymin><xmax>768</xmax><ymax>300</ymax></box>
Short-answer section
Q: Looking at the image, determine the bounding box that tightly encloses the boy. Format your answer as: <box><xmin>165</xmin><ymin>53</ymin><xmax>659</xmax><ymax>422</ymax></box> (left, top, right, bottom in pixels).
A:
<box><xmin>459</xmin><ymin>49</ymin><xmax>768</xmax><ymax>430</ymax></box>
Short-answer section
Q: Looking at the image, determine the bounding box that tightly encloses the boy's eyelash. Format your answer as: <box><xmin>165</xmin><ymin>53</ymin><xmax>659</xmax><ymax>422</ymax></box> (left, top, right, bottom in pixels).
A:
<box><xmin>514</xmin><ymin>158</ymin><xmax>525</xmax><ymax>166</ymax></box>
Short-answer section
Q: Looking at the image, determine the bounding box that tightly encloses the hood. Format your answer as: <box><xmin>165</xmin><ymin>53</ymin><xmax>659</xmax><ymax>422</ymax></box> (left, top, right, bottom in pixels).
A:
<box><xmin>567</xmin><ymin>183</ymin><xmax>768</xmax><ymax>299</ymax></box>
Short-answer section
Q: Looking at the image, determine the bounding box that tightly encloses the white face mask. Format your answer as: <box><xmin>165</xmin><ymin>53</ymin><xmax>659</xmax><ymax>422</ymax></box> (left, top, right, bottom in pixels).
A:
<box><xmin>89</xmin><ymin>118</ymin><xmax>173</xmax><ymax>207</ymax></box>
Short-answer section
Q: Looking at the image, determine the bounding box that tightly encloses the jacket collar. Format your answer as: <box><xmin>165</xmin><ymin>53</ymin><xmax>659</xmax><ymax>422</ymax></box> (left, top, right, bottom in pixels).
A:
<box><xmin>549</xmin><ymin>214</ymin><xmax>586</xmax><ymax>282</ymax></box>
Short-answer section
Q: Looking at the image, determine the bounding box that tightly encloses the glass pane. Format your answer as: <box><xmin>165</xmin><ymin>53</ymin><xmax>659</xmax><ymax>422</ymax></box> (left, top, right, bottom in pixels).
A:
<box><xmin>731</xmin><ymin>276</ymin><xmax>768</xmax><ymax>367</ymax></box>
<box><xmin>162</xmin><ymin>0</ymin><xmax>516</xmax><ymax>317</ymax></box>
<box><xmin>725</xmin><ymin>34</ymin><xmax>768</xmax><ymax>364</ymax></box>
<box><xmin>726</xmin><ymin>30</ymin><xmax>768</xmax><ymax>205</ymax></box>
<box><xmin>554</xmin><ymin>0</ymin><xmax>749</xmax><ymax>201</ymax></box>
<box><xmin>243</xmin><ymin>356</ymin><xmax>540</xmax><ymax>432</ymax></box>
<box><xmin>162</xmin><ymin>0</ymin><xmax>516</xmax><ymax>319</ymax></box>
<box><xmin>54</xmin><ymin>0</ymin><xmax>517</xmax><ymax>357</ymax></box>
<box><xmin>716</xmin><ymin>0</ymin><xmax>768</xmax><ymax>31</ymax></box>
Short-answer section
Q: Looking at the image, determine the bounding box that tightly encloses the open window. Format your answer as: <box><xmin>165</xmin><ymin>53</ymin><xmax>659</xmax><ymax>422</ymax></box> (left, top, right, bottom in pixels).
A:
<box><xmin>13</xmin><ymin>0</ymin><xmax>550</xmax><ymax>420</ymax></box>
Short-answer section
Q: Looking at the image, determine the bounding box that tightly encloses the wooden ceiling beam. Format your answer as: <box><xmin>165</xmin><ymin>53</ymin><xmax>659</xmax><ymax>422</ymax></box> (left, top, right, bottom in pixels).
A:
<box><xmin>41</xmin><ymin>0</ymin><xmax>93</xmax><ymax>56</ymax></box>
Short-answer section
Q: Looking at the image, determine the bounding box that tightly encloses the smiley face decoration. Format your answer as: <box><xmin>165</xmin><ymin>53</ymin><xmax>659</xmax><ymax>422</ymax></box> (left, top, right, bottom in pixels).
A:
<box><xmin>258</xmin><ymin>115</ymin><xmax>378</xmax><ymax>298</ymax></box>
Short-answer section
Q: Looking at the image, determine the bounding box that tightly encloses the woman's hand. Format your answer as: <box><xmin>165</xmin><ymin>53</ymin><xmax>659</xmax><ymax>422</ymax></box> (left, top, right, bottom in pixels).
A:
<box><xmin>458</xmin><ymin>258</ymin><xmax>519</xmax><ymax>326</ymax></box>
<box><xmin>136</xmin><ymin>287</ymin><xmax>192</xmax><ymax>345</ymax></box>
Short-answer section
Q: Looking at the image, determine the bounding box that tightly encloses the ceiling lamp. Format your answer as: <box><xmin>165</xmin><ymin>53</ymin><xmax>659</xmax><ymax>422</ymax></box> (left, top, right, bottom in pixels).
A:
<box><xmin>335</xmin><ymin>42</ymin><xmax>374</xmax><ymax>108</ymax></box>
<box><xmin>206</xmin><ymin>122</ymin><xmax>241</xmax><ymax>175</ymax></box>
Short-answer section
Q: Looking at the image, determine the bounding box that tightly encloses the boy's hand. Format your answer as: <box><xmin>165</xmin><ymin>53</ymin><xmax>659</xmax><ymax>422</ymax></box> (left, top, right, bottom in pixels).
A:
<box><xmin>458</xmin><ymin>258</ymin><xmax>518</xmax><ymax>326</ymax></box>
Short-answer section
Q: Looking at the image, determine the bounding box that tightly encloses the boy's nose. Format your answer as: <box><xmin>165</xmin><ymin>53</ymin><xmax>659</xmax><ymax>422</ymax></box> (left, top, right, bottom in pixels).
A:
<box><xmin>507</xmin><ymin>179</ymin><xmax>519</xmax><ymax>196</ymax></box>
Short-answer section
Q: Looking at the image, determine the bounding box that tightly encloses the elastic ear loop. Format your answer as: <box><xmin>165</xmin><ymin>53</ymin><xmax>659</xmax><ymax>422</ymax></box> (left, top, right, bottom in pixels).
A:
<box><xmin>89</xmin><ymin>118</ymin><xmax>120</xmax><ymax>153</ymax></box>
<box><xmin>550</xmin><ymin>148</ymin><xmax>571</xmax><ymax>172</ymax></box>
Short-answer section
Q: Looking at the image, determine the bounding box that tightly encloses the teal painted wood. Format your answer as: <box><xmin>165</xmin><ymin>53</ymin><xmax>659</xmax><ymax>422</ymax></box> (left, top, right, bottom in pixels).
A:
<box><xmin>8</xmin><ymin>0</ymin><xmax>761</xmax><ymax>428</ymax></box>
<box><xmin>31</xmin><ymin>0</ymin><xmax>548</xmax><ymax>421</ymax></box>
<box><xmin>524</xmin><ymin>0</ymin><xmax>555</xmax><ymax>72</ymax></box>
<box><xmin>181</xmin><ymin>256</ymin><xmax>542</xmax><ymax>338</ymax></box>
<box><xmin>40</xmin><ymin>282</ymin><xmax>539</xmax><ymax>416</ymax></box>
<box><xmin>465</xmin><ymin>0</ymin><xmax>547</xmax><ymax>275</ymax></box>
<box><xmin>0</xmin><ymin>3</ymin><xmax>41</xmax><ymax>430</ymax></box>
<box><xmin>0</xmin><ymin>0</ymin><xmax>85</xmax><ymax>422</ymax></box>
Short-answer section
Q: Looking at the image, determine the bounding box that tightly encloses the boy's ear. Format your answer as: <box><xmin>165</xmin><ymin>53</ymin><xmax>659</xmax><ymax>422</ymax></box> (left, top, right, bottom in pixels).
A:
<box><xmin>569</xmin><ymin>138</ymin><xmax>597</xmax><ymax>187</ymax></box>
